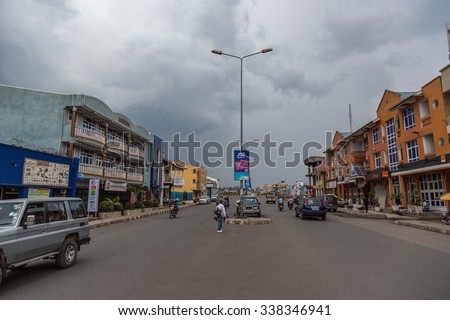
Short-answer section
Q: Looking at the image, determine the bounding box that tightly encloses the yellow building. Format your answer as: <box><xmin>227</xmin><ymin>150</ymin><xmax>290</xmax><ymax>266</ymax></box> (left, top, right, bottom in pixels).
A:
<box><xmin>171</xmin><ymin>160</ymin><xmax>207</xmax><ymax>200</ymax></box>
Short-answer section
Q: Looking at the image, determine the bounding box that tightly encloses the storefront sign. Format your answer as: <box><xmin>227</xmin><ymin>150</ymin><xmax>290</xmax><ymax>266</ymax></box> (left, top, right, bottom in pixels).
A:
<box><xmin>173</xmin><ymin>179</ymin><xmax>184</xmax><ymax>186</ymax></box>
<box><xmin>326</xmin><ymin>181</ymin><xmax>337</xmax><ymax>189</ymax></box>
<box><xmin>28</xmin><ymin>188</ymin><xmax>50</xmax><ymax>198</ymax></box>
<box><xmin>104</xmin><ymin>181</ymin><xmax>127</xmax><ymax>192</ymax></box>
<box><xmin>234</xmin><ymin>150</ymin><xmax>249</xmax><ymax>181</ymax></box>
<box><xmin>22</xmin><ymin>158</ymin><xmax>69</xmax><ymax>187</ymax></box>
<box><xmin>87</xmin><ymin>179</ymin><xmax>100</xmax><ymax>213</ymax></box>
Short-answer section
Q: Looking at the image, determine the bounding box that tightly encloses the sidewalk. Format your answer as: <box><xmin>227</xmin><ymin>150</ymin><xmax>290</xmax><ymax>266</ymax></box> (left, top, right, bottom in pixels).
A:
<box><xmin>336</xmin><ymin>208</ymin><xmax>450</xmax><ymax>235</ymax></box>
<box><xmin>88</xmin><ymin>202</ymin><xmax>197</xmax><ymax>229</ymax></box>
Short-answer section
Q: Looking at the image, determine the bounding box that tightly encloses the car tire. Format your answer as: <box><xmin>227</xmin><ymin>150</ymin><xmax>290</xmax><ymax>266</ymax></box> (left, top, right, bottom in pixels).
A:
<box><xmin>55</xmin><ymin>237</ymin><xmax>78</xmax><ymax>269</ymax></box>
<box><xmin>333</xmin><ymin>209</ymin><xmax>337</xmax><ymax>212</ymax></box>
<box><xmin>322</xmin><ymin>215</ymin><xmax>327</xmax><ymax>221</ymax></box>
<box><xmin>300</xmin><ymin>211</ymin><xmax>304</xmax><ymax>220</ymax></box>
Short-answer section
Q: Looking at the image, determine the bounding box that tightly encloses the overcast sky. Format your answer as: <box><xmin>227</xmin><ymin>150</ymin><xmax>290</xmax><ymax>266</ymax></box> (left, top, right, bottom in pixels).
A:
<box><xmin>1</xmin><ymin>0</ymin><xmax>449</xmax><ymax>187</ymax></box>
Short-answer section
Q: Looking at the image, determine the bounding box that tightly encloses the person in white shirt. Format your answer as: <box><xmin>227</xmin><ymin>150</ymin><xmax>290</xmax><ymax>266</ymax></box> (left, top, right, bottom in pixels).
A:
<box><xmin>215</xmin><ymin>199</ymin><xmax>227</xmax><ymax>232</ymax></box>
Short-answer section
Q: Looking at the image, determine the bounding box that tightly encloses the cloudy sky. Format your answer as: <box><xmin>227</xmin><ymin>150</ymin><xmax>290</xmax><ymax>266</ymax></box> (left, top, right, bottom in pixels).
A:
<box><xmin>1</xmin><ymin>0</ymin><xmax>449</xmax><ymax>187</ymax></box>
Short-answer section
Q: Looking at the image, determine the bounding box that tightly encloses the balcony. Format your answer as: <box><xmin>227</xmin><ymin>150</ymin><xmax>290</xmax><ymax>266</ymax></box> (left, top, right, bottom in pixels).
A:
<box><xmin>74</xmin><ymin>127</ymin><xmax>105</xmax><ymax>145</ymax></box>
<box><xmin>129</xmin><ymin>147</ymin><xmax>144</xmax><ymax>159</ymax></box>
<box><xmin>78</xmin><ymin>164</ymin><xmax>103</xmax><ymax>177</ymax></box>
<box><xmin>104</xmin><ymin>168</ymin><xmax>127</xmax><ymax>180</ymax></box>
<box><xmin>351</xmin><ymin>151</ymin><xmax>366</xmax><ymax>163</ymax></box>
<box><xmin>421</xmin><ymin>116</ymin><xmax>432</xmax><ymax>127</ymax></box>
<box><xmin>107</xmin><ymin>140</ymin><xmax>127</xmax><ymax>154</ymax></box>
<box><xmin>127</xmin><ymin>172</ymin><xmax>144</xmax><ymax>183</ymax></box>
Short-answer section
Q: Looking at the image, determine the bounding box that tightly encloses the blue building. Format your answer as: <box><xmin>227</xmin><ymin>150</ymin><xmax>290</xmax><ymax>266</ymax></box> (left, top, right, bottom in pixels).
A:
<box><xmin>0</xmin><ymin>143</ymin><xmax>79</xmax><ymax>199</ymax></box>
<box><xmin>0</xmin><ymin>84</ymin><xmax>156</xmax><ymax>203</ymax></box>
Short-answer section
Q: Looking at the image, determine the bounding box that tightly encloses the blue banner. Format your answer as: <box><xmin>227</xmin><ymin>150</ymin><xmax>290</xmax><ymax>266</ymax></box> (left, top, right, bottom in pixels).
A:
<box><xmin>234</xmin><ymin>150</ymin><xmax>250</xmax><ymax>181</ymax></box>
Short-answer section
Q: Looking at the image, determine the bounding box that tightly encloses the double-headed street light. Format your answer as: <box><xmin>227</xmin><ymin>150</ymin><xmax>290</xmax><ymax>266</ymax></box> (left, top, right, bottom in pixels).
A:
<box><xmin>212</xmin><ymin>48</ymin><xmax>273</xmax><ymax>196</ymax></box>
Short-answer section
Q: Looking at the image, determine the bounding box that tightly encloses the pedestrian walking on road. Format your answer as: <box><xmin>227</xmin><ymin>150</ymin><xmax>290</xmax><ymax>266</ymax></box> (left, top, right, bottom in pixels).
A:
<box><xmin>215</xmin><ymin>199</ymin><xmax>227</xmax><ymax>233</ymax></box>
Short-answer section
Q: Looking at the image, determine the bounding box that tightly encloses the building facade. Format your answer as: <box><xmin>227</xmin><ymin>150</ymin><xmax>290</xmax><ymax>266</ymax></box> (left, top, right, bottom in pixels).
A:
<box><xmin>322</xmin><ymin>66</ymin><xmax>450</xmax><ymax>213</ymax></box>
<box><xmin>0</xmin><ymin>85</ymin><xmax>154</xmax><ymax>204</ymax></box>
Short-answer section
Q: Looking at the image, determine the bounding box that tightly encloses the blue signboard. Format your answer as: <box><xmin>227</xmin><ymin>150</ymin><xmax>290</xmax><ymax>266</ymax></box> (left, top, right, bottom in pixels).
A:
<box><xmin>234</xmin><ymin>150</ymin><xmax>250</xmax><ymax>181</ymax></box>
<box><xmin>245</xmin><ymin>179</ymin><xmax>252</xmax><ymax>189</ymax></box>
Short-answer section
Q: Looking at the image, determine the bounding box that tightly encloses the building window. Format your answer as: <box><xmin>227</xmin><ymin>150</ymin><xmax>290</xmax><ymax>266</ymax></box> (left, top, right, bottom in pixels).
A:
<box><xmin>344</xmin><ymin>146</ymin><xmax>348</xmax><ymax>157</ymax></box>
<box><xmin>403</xmin><ymin>108</ymin><xmax>415</xmax><ymax>130</ymax></box>
<box><xmin>82</xmin><ymin>117</ymin><xmax>95</xmax><ymax>131</ymax></box>
<box><xmin>374</xmin><ymin>152</ymin><xmax>381</xmax><ymax>169</ymax></box>
<box><xmin>386</xmin><ymin>119</ymin><xmax>398</xmax><ymax>170</ymax></box>
<box><xmin>406</xmin><ymin>139</ymin><xmax>419</xmax><ymax>163</ymax></box>
<box><xmin>419</xmin><ymin>99</ymin><xmax>430</xmax><ymax>118</ymax></box>
<box><xmin>422</xmin><ymin>134</ymin><xmax>435</xmax><ymax>155</ymax></box>
<box><xmin>80</xmin><ymin>149</ymin><xmax>93</xmax><ymax>165</ymax></box>
<box><xmin>372</xmin><ymin>127</ymin><xmax>380</xmax><ymax>145</ymax></box>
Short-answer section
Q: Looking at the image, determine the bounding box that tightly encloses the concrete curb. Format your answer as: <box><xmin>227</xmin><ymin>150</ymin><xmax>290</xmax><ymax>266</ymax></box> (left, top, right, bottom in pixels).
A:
<box><xmin>89</xmin><ymin>203</ymin><xmax>197</xmax><ymax>229</ymax></box>
<box><xmin>394</xmin><ymin>220</ymin><xmax>450</xmax><ymax>235</ymax></box>
<box><xmin>225</xmin><ymin>217</ymin><xmax>272</xmax><ymax>225</ymax></box>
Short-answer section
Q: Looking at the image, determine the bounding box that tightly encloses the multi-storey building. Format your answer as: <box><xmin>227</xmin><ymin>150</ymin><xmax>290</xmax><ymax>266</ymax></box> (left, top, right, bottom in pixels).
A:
<box><xmin>323</xmin><ymin>66</ymin><xmax>450</xmax><ymax>212</ymax></box>
<box><xmin>171</xmin><ymin>160</ymin><xmax>207</xmax><ymax>200</ymax></box>
<box><xmin>0</xmin><ymin>85</ymin><xmax>163</xmax><ymax>204</ymax></box>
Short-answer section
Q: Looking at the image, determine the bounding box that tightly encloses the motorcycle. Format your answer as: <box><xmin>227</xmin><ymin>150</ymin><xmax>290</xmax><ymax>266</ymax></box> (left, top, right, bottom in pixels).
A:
<box><xmin>169</xmin><ymin>204</ymin><xmax>178</xmax><ymax>219</ymax></box>
<box><xmin>278</xmin><ymin>202</ymin><xmax>284</xmax><ymax>211</ymax></box>
<box><xmin>288</xmin><ymin>201</ymin><xmax>294</xmax><ymax>210</ymax></box>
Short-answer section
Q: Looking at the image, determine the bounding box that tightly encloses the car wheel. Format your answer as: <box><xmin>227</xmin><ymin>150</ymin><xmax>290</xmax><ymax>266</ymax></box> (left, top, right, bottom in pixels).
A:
<box><xmin>322</xmin><ymin>215</ymin><xmax>327</xmax><ymax>221</ymax></box>
<box><xmin>300</xmin><ymin>211</ymin><xmax>304</xmax><ymax>220</ymax></box>
<box><xmin>55</xmin><ymin>238</ymin><xmax>78</xmax><ymax>269</ymax></box>
<box><xmin>333</xmin><ymin>209</ymin><xmax>337</xmax><ymax>212</ymax></box>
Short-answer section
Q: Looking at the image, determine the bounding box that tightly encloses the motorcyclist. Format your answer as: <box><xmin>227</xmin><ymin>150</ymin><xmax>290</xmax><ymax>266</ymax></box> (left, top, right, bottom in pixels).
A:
<box><xmin>288</xmin><ymin>197</ymin><xmax>294</xmax><ymax>209</ymax></box>
<box><xmin>277</xmin><ymin>196</ymin><xmax>284</xmax><ymax>205</ymax></box>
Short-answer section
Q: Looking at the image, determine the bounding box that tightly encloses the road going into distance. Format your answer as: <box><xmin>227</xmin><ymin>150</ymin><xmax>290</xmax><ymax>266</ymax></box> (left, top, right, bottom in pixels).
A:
<box><xmin>1</xmin><ymin>197</ymin><xmax>449</xmax><ymax>299</ymax></box>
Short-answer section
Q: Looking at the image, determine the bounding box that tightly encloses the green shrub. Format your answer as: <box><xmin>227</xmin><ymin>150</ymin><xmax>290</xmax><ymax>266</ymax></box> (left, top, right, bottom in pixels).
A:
<box><xmin>99</xmin><ymin>200</ymin><xmax>114</xmax><ymax>212</ymax></box>
<box><xmin>151</xmin><ymin>201</ymin><xmax>159</xmax><ymax>207</ymax></box>
<box><xmin>134</xmin><ymin>201</ymin><xmax>143</xmax><ymax>209</ymax></box>
<box><xmin>124</xmin><ymin>202</ymin><xmax>134</xmax><ymax>210</ymax></box>
<box><xmin>143</xmin><ymin>200</ymin><xmax>152</xmax><ymax>208</ymax></box>
<box><xmin>114</xmin><ymin>202</ymin><xmax>124</xmax><ymax>211</ymax></box>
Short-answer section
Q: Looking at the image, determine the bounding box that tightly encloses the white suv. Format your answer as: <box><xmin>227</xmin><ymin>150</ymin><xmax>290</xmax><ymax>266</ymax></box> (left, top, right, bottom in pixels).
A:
<box><xmin>0</xmin><ymin>197</ymin><xmax>91</xmax><ymax>286</ymax></box>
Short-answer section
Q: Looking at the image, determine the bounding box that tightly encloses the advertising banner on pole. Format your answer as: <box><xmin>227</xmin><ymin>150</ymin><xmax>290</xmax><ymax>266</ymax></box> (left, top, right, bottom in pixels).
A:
<box><xmin>87</xmin><ymin>179</ymin><xmax>100</xmax><ymax>213</ymax></box>
<box><xmin>234</xmin><ymin>150</ymin><xmax>250</xmax><ymax>181</ymax></box>
<box><xmin>245</xmin><ymin>179</ymin><xmax>252</xmax><ymax>189</ymax></box>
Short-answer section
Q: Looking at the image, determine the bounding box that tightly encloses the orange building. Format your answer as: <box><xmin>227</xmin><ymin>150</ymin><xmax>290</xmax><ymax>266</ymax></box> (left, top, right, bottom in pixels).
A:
<box><xmin>364</xmin><ymin>75</ymin><xmax>450</xmax><ymax>212</ymax></box>
<box><xmin>323</xmin><ymin>65</ymin><xmax>450</xmax><ymax>213</ymax></box>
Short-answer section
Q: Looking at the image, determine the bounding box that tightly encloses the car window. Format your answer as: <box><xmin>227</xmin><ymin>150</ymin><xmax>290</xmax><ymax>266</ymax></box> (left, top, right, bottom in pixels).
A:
<box><xmin>47</xmin><ymin>201</ymin><xmax>67</xmax><ymax>222</ymax></box>
<box><xmin>24</xmin><ymin>203</ymin><xmax>46</xmax><ymax>224</ymax></box>
<box><xmin>243</xmin><ymin>199</ymin><xmax>258</xmax><ymax>205</ymax></box>
<box><xmin>306</xmin><ymin>198</ymin><xmax>322</xmax><ymax>206</ymax></box>
<box><xmin>68</xmin><ymin>200</ymin><xmax>87</xmax><ymax>219</ymax></box>
<box><xmin>0</xmin><ymin>202</ymin><xmax>22</xmax><ymax>226</ymax></box>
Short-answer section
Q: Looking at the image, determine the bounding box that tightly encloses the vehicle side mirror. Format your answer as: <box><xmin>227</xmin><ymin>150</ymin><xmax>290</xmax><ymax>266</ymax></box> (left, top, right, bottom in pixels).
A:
<box><xmin>24</xmin><ymin>215</ymin><xmax>35</xmax><ymax>228</ymax></box>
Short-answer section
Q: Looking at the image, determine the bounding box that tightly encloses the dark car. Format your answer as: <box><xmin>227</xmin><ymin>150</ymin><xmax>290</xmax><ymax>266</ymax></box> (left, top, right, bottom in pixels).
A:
<box><xmin>236</xmin><ymin>196</ymin><xmax>261</xmax><ymax>217</ymax></box>
<box><xmin>266</xmin><ymin>193</ymin><xmax>277</xmax><ymax>204</ymax></box>
<box><xmin>319</xmin><ymin>194</ymin><xmax>338</xmax><ymax>212</ymax></box>
<box><xmin>296</xmin><ymin>197</ymin><xmax>327</xmax><ymax>220</ymax></box>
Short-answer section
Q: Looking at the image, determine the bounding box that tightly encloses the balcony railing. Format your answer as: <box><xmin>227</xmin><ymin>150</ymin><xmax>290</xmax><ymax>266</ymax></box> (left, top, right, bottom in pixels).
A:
<box><xmin>78</xmin><ymin>164</ymin><xmax>104</xmax><ymax>176</ymax></box>
<box><xmin>127</xmin><ymin>172</ymin><xmax>144</xmax><ymax>182</ymax></box>
<box><xmin>129</xmin><ymin>147</ymin><xmax>145</xmax><ymax>159</ymax></box>
<box><xmin>104</xmin><ymin>168</ymin><xmax>127</xmax><ymax>180</ymax></box>
<box><xmin>74</xmin><ymin>127</ymin><xmax>105</xmax><ymax>145</ymax></box>
<box><xmin>421</xmin><ymin>116</ymin><xmax>432</xmax><ymax>127</ymax></box>
<box><xmin>107</xmin><ymin>140</ymin><xmax>127</xmax><ymax>153</ymax></box>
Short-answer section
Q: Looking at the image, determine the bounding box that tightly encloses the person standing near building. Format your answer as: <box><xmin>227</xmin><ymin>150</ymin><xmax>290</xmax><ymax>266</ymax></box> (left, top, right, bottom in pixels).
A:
<box><xmin>215</xmin><ymin>199</ymin><xmax>227</xmax><ymax>233</ymax></box>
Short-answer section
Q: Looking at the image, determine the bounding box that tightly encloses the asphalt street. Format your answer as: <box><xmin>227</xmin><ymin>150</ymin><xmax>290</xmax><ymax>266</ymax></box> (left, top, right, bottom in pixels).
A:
<box><xmin>1</xmin><ymin>198</ymin><xmax>450</xmax><ymax>299</ymax></box>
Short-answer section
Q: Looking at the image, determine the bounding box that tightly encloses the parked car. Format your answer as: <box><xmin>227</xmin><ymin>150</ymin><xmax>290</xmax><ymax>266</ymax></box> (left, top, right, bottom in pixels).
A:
<box><xmin>337</xmin><ymin>197</ymin><xmax>348</xmax><ymax>208</ymax></box>
<box><xmin>198</xmin><ymin>195</ymin><xmax>211</xmax><ymax>205</ymax></box>
<box><xmin>319</xmin><ymin>194</ymin><xmax>338</xmax><ymax>212</ymax></box>
<box><xmin>296</xmin><ymin>197</ymin><xmax>327</xmax><ymax>220</ymax></box>
<box><xmin>211</xmin><ymin>195</ymin><xmax>218</xmax><ymax>203</ymax></box>
<box><xmin>266</xmin><ymin>193</ymin><xmax>277</xmax><ymax>204</ymax></box>
<box><xmin>236</xmin><ymin>195</ymin><xmax>261</xmax><ymax>217</ymax></box>
<box><xmin>0</xmin><ymin>197</ymin><xmax>91</xmax><ymax>286</ymax></box>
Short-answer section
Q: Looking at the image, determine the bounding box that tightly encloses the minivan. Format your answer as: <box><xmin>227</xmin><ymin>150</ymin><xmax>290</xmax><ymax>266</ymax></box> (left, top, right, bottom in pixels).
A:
<box><xmin>0</xmin><ymin>197</ymin><xmax>91</xmax><ymax>286</ymax></box>
<box><xmin>319</xmin><ymin>194</ymin><xmax>338</xmax><ymax>212</ymax></box>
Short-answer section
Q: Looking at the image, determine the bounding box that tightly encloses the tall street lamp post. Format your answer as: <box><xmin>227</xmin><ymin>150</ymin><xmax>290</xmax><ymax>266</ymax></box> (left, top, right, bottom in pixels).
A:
<box><xmin>212</xmin><ymin>48</ymin><xmax>273</xmax><ymax>197</ymax></box>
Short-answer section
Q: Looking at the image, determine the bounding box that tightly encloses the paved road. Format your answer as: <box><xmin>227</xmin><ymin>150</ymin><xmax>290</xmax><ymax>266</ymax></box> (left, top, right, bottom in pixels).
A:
<box><xmin>1</xmin><ymin>198</ymin><xmax>449</xmax><ymax>299</ymax></box>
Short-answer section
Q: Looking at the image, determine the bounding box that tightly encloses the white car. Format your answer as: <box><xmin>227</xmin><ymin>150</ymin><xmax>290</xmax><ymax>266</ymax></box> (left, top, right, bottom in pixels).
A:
<box><xmin>199</xmin><ymin>195</ymin><xmax>211</xmax><ymax>205</ymax></box>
